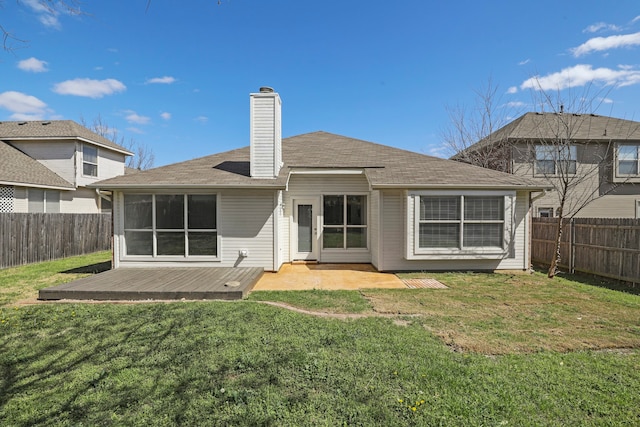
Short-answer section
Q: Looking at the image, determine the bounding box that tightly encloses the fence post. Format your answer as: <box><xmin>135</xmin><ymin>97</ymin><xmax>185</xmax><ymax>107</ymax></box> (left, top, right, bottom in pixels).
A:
<box><xmin>569</xmin><ymin>218</ymin><xmax>575</xmax><ymax>274</ymax></box>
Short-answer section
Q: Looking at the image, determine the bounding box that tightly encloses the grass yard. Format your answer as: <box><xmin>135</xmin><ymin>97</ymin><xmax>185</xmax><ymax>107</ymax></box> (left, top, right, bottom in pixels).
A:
<box><xmin>0</xmin><ymin>254</ymin><xmax>639</xmax><ymax>426</ymax></box>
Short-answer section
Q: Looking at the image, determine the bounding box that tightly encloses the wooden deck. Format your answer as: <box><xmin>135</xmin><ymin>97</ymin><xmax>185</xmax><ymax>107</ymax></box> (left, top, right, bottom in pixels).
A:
<box><xmin>38</xmin><ymin>267</ymin><xmax>264</xmax><ymax>301</ymax></box>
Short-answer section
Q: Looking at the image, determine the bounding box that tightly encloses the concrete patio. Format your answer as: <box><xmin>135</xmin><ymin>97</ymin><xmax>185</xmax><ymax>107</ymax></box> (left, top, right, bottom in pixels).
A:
<box><xmin>253</xmin><ymin>263</ymin><xmax>407</xmax><ymax>291</ymax></box>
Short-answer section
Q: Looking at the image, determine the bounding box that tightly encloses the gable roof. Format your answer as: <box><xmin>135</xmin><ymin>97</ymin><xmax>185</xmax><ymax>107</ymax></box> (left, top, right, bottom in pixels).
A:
<box><xmin>0</xmin><ymin>142</ymin><xmax>75</xmax><ymax>190</ymax></box>
<box><xmin>458</xmin><ymin>112</ymin><xmax>640</xmax><ymax>157</ymax></box>
<box><xmin>0</xmin><ymin>120</ymin><xmax>133</xmax><ymax>155</ymax></box>
<box><xmin>92</xmin><ymin>131</ymin><xmax>547</xmax><ymax>190</ymax></box>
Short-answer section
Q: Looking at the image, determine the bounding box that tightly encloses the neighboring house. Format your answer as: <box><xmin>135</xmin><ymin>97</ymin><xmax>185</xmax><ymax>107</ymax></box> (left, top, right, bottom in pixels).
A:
<box><xmin>0</xmin><ymin>120</ymin><xmax>132</xmax><ymax>213</ymax></box>
<box><xmin>452</xmin><ymin>112</ymin><xmax>640</xmax><ymax>218</ymax></box>
<box><xmin>92</xmin><ymin>88</ymin><xmax>548</xmax><ymax>272</ymax></box>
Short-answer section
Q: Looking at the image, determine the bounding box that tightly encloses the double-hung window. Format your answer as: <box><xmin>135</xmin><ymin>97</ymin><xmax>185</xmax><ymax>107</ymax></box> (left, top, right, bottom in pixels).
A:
<box><xmin>123</xmin><ymin>194</ymin><xmax>218</xmax><ymax>258</ymax></box>
<box><xmin>83</xmin><ymin>145</ymin><xmax>98</xmax><ymax>177</ymax></box>
<box><xmin>28</xmin><ymin>189</ymin><xmax>60</xmax><ymax>213</ymax></box>
<box><xmin>418</xmin><ymin>195</ymin><xmax>504</xmax><ymax>250</ymax></box>
<box><xmin>535</xmin><ymin>145</ymin><xmax>576</xmax><ymax>175</ymax></box>
<box><xmin>617</xmin><ymin>144</ymin><xmax>640</xmax><ymax>176</ymax></box>
<box><xmin>322</xmin><ymin>195</ymin><xmax>367</xmax><ymax>249</ymax></box>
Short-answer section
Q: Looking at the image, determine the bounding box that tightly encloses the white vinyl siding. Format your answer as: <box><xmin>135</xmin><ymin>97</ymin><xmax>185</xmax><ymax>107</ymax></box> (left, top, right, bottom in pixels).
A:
<box><xmin>11</xmin><ymin>140</ymin><xmax>76</xmax><ymax>184</ymax></box>
<box><xmin>250</xmin><ymin>93</ymin><xmax>282</xmax><ymax>178</ymax></box>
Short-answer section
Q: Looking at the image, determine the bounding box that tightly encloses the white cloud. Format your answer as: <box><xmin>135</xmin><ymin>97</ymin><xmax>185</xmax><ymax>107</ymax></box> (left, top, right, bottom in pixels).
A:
<box><xmin>571</xmin><ymin>32</ymin><xmax>640</xmax><ymax>57</ymax></box>
<box><xmin>520</xmin><ymin>64</ymin><xmax>640</xmax><ymax>91</ymax></box>
<box><xmin>127</xmin><ymin>127</ymin><xmax>145</xmax><ymax>135</ymax></box>
<box><xmin>599</xmin><ymin>97</ymin><xmax>614</xmax><ymax>104</ymax></box>
<box><xmin>195</xmin><ymin>116</ymin><xmax>208</xmax><ymax>123</ymax></box>
<box><xmin>583</xmin><ymin>22</ymin><xmax>621</xmax><ymax>33</ymax></box>
<box><xmin>52</xmin><ymin>78</ymin><xmax>126</xmax><ymax>98</ymax></box>
<box><xmin>632</xmin><ymin>16</ymin><xmax>640</xmax><ymax>24</ymax></box>
<box><xmin>146</xmin><ymin>76</ymin><xmax>177</xmax><ymax>84</ymax></box>
<box><xmin>506</xmin><ymin>101</ymin><xmax>526</xmax><ymax>108</ymax></box>
<box><xmin>17</xmin><ymin>57</ymin><xmax>49</xmax><ymax>73</ymax></box>
<box><xmin>23</xmin><ymin>0</ymin><xmax>61</xmax><ymax>29</ymax></box>
<box><xmin>0</xmin><ymin>91</ymin><xmax>49</xmax><ymax>119</ymax></box>
<box><xmin>518</xmin><ymin>59</ymin><xmax>530</xmax><ymax>66</ymax></box>
<box><xmin>124</xmin><ymin>111</ymin><xmax>151</xmax><ymax>125</ymax></box>
<box><xmin>160</xmin><ymin>112</ymin><xmax>171</xmax><ymax>120</ymax></box>
<box><xmin>506</xmin><ymin>86</ymin><xmax>518</xmax><ymax>94</ymax></box>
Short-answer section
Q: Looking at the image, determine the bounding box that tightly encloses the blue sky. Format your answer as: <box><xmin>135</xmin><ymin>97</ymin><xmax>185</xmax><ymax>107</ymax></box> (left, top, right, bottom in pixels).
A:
<box><xmin>2</xmin><ymin>0</ymin><xmax>640</xmax><ymax>166</ymax></box>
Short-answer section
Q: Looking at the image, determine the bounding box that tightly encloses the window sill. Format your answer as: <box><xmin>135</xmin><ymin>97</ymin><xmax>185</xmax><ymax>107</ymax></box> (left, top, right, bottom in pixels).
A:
<box><xmin>409</xmin><ymin>248</ymin><xmax>507</xmax><ymax>260</ymax></box>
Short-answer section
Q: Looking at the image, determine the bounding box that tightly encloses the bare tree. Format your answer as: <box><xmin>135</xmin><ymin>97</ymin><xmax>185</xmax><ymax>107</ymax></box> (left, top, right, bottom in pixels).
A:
<box><xmin>81</xmin><ymin>115</ymin><xmax>155</xmax><ymax>170</ymax></box>
<box><xmin>2</xmin><ymin>1</ymin><xmax>84</xmax><ymax>51</ymax></box>
<box><xmin>519</xmin><ymin>83</ymin><xmax>635</xmax><ymax>278</ymax></box>
<box><xmin>442</xmin><ymin>77</ymin><xmax>521</xmax><ymax>172</ymax></box>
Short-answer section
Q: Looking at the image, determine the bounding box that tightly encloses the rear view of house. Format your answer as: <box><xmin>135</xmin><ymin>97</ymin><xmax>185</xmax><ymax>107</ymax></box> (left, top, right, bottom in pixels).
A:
<box><xmin>93</xmin><ymin>88</ymin><xmax>548</xmax><ymax>272</ymax></box>
<box><xmin>0</xmin><ymin>120</ymin><xmax>132</xmax><ymax>213</ymax></box>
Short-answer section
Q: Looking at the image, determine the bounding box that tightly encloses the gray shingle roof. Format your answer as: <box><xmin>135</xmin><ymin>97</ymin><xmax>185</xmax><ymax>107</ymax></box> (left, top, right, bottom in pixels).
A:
<box><xmin>459</xmin><ymin>112</ymin><xmax>640</xmax><ymax>156</ymax></box>
<box><xmin>0</xmin><ymin>142</ymin><xmax>74</xmax><ymax>189</ymax></box>
<box><xmin>0</xmin><ymin>120</ymin><xmax>133</xmax><ymax>154</ymax></box>
<box><xmin>93</xmin><ymin>131</ymin><xmax>547</xmax><ymax>190</ymax></box>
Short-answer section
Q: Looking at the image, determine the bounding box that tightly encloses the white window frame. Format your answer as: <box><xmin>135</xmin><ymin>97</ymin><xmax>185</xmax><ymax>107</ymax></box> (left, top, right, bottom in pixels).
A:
<box><xmin>122</xmin><ymin>193</ymin><xmax>220</xmax><ymax>261</ymax></box>
<box><xmin>321</xmin><ymin>194</ymin><xmax>369</xmax><ymax>251</ymax></box>
<box><xmin>82</xmin><ymin>144</ymin><xmax>99</xmax><ymax>177</ymax></box>
<box><xmin>409</xmin><ymin>190</ymin><xmax>513</xmax><ymax>258</ymax></box>
<box><xmin>614</xmin><ymin>143</ymin><xmax>640</xmax><ymax>182</ymax></box>
<box><xmin>534</xmin><ymin>144</ymin><xmax>577</xmax><ymax>176</ymax></box>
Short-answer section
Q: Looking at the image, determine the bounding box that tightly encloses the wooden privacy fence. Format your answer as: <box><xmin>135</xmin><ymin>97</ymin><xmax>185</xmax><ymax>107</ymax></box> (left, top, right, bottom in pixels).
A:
<box><xmin>0</xmin><ymin>213</ymin><xmax>111</xmax><ymax>269</ymax></box>
<box><xmin>531</xmin><ymin>217</ymin><xmax>640</xmax><ymax>284</ymax></box>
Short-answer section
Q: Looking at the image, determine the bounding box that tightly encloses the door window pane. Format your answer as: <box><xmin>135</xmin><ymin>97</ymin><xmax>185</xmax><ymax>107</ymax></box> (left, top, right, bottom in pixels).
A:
<box><xmin>156</xmin><ymin>195</ymin><xmax>184</xmax><ymax>229</ymax></box>
<box><xmin>346</xmin><ymin>228</ymin><xmax>367</xmax><ymax>248</ymax></box>
<box><xmin>323</xmin><ymin>227</ymin><xmax>344</xmax><ymax>249</ymax></box>
<box><xmin>297</xmin><ymin>204</ymin><xmax>313</xmax><ymax>253</ymax></box>
<box><xmin>347</xmin><ymin>195</ymin><xmax>366</xmax><ymax>225</ymax></box>
<box><xmin>323</xmin><ymin>196</ymin><xmax>344</xmax><ymax>225</ymax></box>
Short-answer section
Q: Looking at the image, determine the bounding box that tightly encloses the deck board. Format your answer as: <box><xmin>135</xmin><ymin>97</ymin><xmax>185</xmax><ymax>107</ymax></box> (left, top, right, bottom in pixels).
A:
<box><xmin>38</xmin><ymin>267</ymin><xmax>264</xmax><ymax>301</ymax></box>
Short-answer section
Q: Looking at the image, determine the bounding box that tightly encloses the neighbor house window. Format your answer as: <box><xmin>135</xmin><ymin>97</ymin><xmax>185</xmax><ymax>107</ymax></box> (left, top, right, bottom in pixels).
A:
<box><xmin>123</xmin><ymin>194</ymin><xmax>218</xmax><ymax>257</ymax></box>
<box><xmin>535</xmin><ymin>145</ymin><xmax>576</xmax><ymax>175</ymax></box>
<box><xmin>28</xmin><ymin>189</ymin><xmax>60</xmax><ymax>213</ymax></box>
<box><xmin>83</xmin><ymin>144</ymin><xmax>98</xmax><ymax>177</ymax></box>
<box><xmin>617</xmin><ymin>144</ymin><xmax>640</xmax><ymax>176</ymax></box>
<box><xmin>538</xmin><ymin>207</ymin><xmax>554</xmax><ymax>218</ymax></box>
<box><xmin>418</xmin><ymin>196</ymin><xmax>504</xmax><ymax>249</ymax></box>
<box><xmin>322</xmin><ymin>195</ymin><xmax>367</xmax><ymax>249</ymax></box>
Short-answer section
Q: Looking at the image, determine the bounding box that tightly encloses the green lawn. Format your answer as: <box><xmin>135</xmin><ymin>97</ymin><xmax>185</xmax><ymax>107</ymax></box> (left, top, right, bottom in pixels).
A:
<box><xmin>0</xmin><ymin>254</ymin><xmax>639</xmax><ymax>426</ymax></box>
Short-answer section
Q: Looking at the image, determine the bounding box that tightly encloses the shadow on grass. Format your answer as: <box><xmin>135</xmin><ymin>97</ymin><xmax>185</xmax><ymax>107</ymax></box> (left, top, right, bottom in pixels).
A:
<box><xmin>533</xmin><ymin>265</ymin><xmax>640</xmax><ymax>296</ymax></box>
<box><xmin>62</xmin><ymin>261</ymin><xmax>112</xmax><ymax>275</ymax></box>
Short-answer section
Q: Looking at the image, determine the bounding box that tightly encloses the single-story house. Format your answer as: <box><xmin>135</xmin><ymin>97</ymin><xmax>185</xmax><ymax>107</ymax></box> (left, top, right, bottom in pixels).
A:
<box><xmin>92</xmin><ymin>88</ymin><xmax>550</xmax><ymax>272</ymax></box>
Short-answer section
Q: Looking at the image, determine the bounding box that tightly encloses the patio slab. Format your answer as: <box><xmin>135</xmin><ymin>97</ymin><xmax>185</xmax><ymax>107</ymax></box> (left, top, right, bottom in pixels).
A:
<box><xmin>253</xmin><ymin>263</ymin><xmax>406</xmax><ymax>291</ymax></box>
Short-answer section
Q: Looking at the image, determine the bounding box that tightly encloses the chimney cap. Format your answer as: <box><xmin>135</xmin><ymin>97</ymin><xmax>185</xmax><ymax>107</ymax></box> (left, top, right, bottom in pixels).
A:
<box><xmin>259</xmin><ymin>86</ymin><xmax>274</xmax><ymax>93</ymax></box>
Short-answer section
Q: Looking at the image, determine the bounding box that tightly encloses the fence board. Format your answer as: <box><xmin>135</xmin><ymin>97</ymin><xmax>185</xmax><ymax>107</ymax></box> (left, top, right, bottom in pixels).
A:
<box><xmin>532</xmin><ymin>217</ymin><xmax>640</xmax><ymax>284</ymax></box>
<box><xmin>0</xmin><ymin>213</ymin><xmax>111</xmax><ymax>269</ymax></box>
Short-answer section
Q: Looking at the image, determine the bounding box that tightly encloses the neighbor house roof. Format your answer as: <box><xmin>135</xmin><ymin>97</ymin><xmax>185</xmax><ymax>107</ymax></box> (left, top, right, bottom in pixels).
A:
<box><xmin>0</xmin><ymin>142</ymin><xmax>75</xmax><ymax>190</ymax></box>
<box><xmin>457</xmin><ymin>112</ymin><xmax>640</xmax><ymax>157</ymax></box>
<box><xmin>93</xmin><ymin>131</ymin><xmax>549</xmax><ymax>190</ymax></box>
<box><xmin>0</xmin><ymin>120</ymin><xmax>133</xmax><ymax>155</ymax></box>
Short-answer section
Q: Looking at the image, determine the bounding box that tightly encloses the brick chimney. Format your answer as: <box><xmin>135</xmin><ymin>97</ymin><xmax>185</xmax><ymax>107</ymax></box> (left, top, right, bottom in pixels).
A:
<box><xmin>250</xmin><ymin>87</ymin><xmax>282</xmax><ymax>178</ymax></box>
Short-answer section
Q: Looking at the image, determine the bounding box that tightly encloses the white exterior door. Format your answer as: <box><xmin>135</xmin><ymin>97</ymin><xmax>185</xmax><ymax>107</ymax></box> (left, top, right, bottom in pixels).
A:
<box><xmin>292</xmin><ymin>198</ymin><xmax>319</xmax><ymax>260</ymax></box>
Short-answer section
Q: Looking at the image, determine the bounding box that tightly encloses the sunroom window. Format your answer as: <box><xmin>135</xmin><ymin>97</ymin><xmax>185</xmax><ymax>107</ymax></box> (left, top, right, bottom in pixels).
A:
<box><xmin>418</xmin><ymin>196</ymin><xmax>504</xmax><ymax>249</ymax></box>
<box><xmin>123</xmin><ymin>194</ymin><xmax>217</xmax><ymax>257</ymax></box>
<box><xmin>322</xmin><ymin>195</ymin><xmax>367</xmax><ymax>249</ymax></box>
